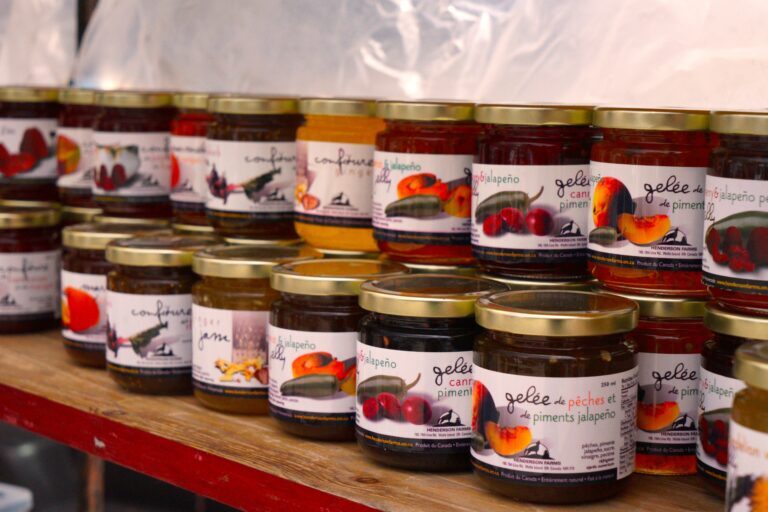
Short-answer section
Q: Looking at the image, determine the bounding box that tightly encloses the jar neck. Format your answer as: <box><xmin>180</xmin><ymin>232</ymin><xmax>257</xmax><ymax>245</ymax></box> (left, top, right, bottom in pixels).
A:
<box><xmin>281</xmin><ymin>292</ymin><xmax>360</xmax><ymax>311</ymax></box>
<box><xmin>384</xmin><ymin>119</ymin><xmax>479</xmax><ymax>135</ymax></box>
<box><xmin>304</xmin><ymin>114</ymin><xmax>380</xmax><ymax>131</ymax></box>
<box><xmin>489</xmin><ymin>329</ymin><xmax>628</xmax><ymax>350</ymax></box>
<box><xmin>117</xmin><ymin>264</ymin><xmax>195</xmax><ymax>280</ymax></box>
<box><xmin>213</xmin><ymin>113</ymin><xmax>304</xmax><ymax>128</ymax></box>
<box><xmin>636</xmin><ymin>317</ymin><xmax>708</xmax><ymax>335</ymax></box>
<box><xmin>59</xmin><ymin>104</ymin><xmax>100</xmax><ymax>126</ymax></box>
<box><xmin>201</xmin><ymin>275</ymin><xmax>271</xmax><ymax>290</ymax></box>
<box><xmin>717</xmin><ymin>133</ymin><xmax>768</xmax><ymax>153</ymax></box>
<box><xmin>601</xmin><ymin>128</ymin><xmax>710</xmax><ymax>147</ymax></box>
<box><xmin>482</xmin><ymin>123</ymin><xmax>591</xmax><ymax>142</ymax></box>
<box><xmin>372</xmin><ymin>311</ymin><xmax>476</xmax><ymax>330</ymax></box>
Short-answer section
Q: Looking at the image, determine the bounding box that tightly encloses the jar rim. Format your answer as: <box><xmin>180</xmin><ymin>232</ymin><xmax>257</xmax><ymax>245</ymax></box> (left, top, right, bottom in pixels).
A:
<box><xmin>376</xmin><ymin>100</ymin><xmax>475</xmax><ymax>122</ymax></box>
<box><xmin>193</xmin><ymin>245</ymin><xmax>309</xmax><ymax>279</ymax></box>
<box><xmin>599</xmin><ymin>288</ymin><xmax>706</xmax><ymax>319</ymax></box>
<box><xmin>704</xmin><ymin>303</ymin><xmax>768</xmax><ymax>340</ymax></box>
<box><xmin>172</xmin><ymin>92</ymin><xmax>210</xmax><ymax>110</ymax></box>
<box><xmin>0</xmin><ymin>86</ymin><xmax>58</xmax><ymax>103</ymax></box>
<box><xmin>0</xmin><ymin>204</ymin><xmax>60</xmax><ymax>229</ymax></box>
<box><xmin>271</xmin><ymin>259</ymin><xmax>408</xmax><ymax>296</ymax></box>
<box><xmin>475</xmin><ymin>104</ymin><xmax>593</xmax><ymax>126</ymax></box>
<box><xmin>58</xmin><ymin>88</ymin><xmax>97</xmax><ymax>106</ymax></box>
<box><xmin>171</xmin><ymin>223</ymin><xmax>216</xmax><ymax>236</ymax></box>
<box><xmin>593</xmin><ymin>106</ymin><xmax>709</xmax><ymax>131</ymax></box>
<box><xmin>314</xmin><ymin>248</ymin><xmax>380</xmax><ymax>259</ymax></box>
<box><xmin>94</xmin><ymin>215</ymin><xmax>170</xmax><ymax>227</ymax></box>
<box><xmin>299</xmin><ymin>98</ymin><xmax>377</xmax><ymax>117</ymax></box>
<box><xmin>106</xmin><ymin>235</ymin><xmax>214</xmax><ymax>267</ymax></box>
<box><xmin>63</xmin><ymin>223</ymin><xmax>169</xmax><ymax>250</ymax></box>
<box><xmin>479</xmin><ymin>273</ymin><xmax>594</xmax><ymax>291</ymax></box>
<box><xmin>734</xmin><ymin>341</ymin><xmax>768</xmax><ymax>391</ymax></box>
<box><xmin>222</xmin><ymin>237</ymin><xmax>304</xmax><ymax>247</ymax></box>
<box><xmin>61</xmin><ymin>206</ymin><xmax>102</xmax><ymax>224</ymax></box>
<box><xmin>96</xmin><ymin>90</ymin><xmax>173</xmax><ymax>109</ymax></box>
<box><xmin>207</xmin><ymin>95</ymin><xmax>298</xmax><ymax>115</ymax></box>
<box><xmin>710</xmin><ymin>110</ymin><xmax>768</xmax><ymax>136</ymax></box>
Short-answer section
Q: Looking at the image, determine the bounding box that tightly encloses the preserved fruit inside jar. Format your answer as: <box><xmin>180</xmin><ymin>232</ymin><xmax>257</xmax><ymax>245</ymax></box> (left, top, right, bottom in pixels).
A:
<box><xmin>57</xmin><ymin>88</ymin><xmax>100</xmax><ymax>208</ymax></box>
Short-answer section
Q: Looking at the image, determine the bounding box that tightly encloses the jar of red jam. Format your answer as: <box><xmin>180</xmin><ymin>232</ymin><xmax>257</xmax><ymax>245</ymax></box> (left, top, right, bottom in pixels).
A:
<box><xmin>56</xmin><ymin>88</ymin><xmax>99</xmax><ymax>208</ymax></box>
<box><xmin>92</xmin><ymin>91</ymin><xmax>175</xmax><ymax>218</ymax></box>
<box><xmin>205</xmin><ymin>95</ymin><xmax>303</xmax><ymax>240</ymax></box>
<box><xmin>170</xmin><ymin>93</ymin><xmax>213</xmax><ymax>226</ymax></box>
<box><xmin>61</xmin><ymin>206</ymin><xmax>101</xmax><ymax>227</ymax></box>
<box><xmin>589</xmin><ymin>108</ymin><xmax>710</xmax><ymax>296</ymax></box>
<box><xmin>0</xmin><ymin>87</ymin><xmax>60</xmax><ymax>202</ymax></box>
<box><xmin>373</xmin><ymin>101</ymin><xmax>479</xmax><ymax>265</ymax></box>
<box><xmin>472</xmin><ymin>105</ymin><xmax>593</xmax><ymax>279</ymax></box>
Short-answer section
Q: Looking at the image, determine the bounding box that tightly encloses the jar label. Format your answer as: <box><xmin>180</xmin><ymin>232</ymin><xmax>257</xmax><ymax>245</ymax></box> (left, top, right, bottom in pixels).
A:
<box><xmin>470</xmin><ymin>365</ymin><xmax>638</xmax><ymax>485</ymax></box>
<box><xmin>105</xmin><ymin>291</ymin><xmax>192</xmax><ymax>374</ymax></box>
<box><xmin>267</xmin><ymin>324</ymin><xmax>357</xmax><ymax>424</ymax></box>
<box><xmin>587</xmin><ymin>161</ymin><xmax>706</xmax><ymax>270</ymax></box>
<box><xmin>702</xmin><ymin>175</ymin><xmax>768</xmax><ymax>295</ymax></box>
<box><xmin>471</xmin><ymin>163</ymin><xmax>589</xmax><ymax>263</ymax></box>
<box><xmin>372</xmin><ymin>151</ymin><xmax>473</xmax><ymax>245</ymax></box>
<box><xmin>0</xmin><ymin>118</ymin><xmax>57</xmax><ymax>181</ymax></box>
<box><xmin>697</xmin><ymin>366</ymin><xmax>746</xmax><ymax>481</ymax></box>
<box><xmin>726</xmin><ymin>421</ymin><xmax>768</xmax><ymax>510</ymax></box>
<box><xmin>294</xmin><ymin>140</ymin><xmax>374</xmax><ymax>228</ymax></box>
<box><xmin>0</xmin><ymin>251</ymin><xmax>60</xmax><ymax>318</ymax></box>
<box><xmin>56</xmin><ymin>127</ymin><xmax>97</xmax><ymax>191</ymax></box>
<box><xmin>191</xmin><ymin>305</ymin><xmax>269</xmax><ymax>397</ymax></box>
<box><xmin>170</xmin><ymin>135</ymin><xmax>207</xmax><ymax>206</ymax></box>
<box><xmin>205</xmin><ymin>140</ymin><xmax>296</xmax><ymax>219</ymax></box>
<box><xmin>91</xmin><ymin>131</ymin><xmax>171</xmax><ymax>199</ymax></box>
<box><xmin>61</xmin><ymin>270</ymin><xmax>107</xmax><ymax>350</ymax></box>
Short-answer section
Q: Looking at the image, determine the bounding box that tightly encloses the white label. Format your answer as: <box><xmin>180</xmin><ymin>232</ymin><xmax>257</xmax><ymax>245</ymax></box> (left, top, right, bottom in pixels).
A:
<box><xmin>0</xmin><ymin>118</ymin><xmax>57</xmax><ymax>180</ymax></box>
<box><xmin>106</xmin><ymin>291</ymin><xmax>192</xmax><ymax>371</ymax></box>
<box><xmin>61</xmin><ymin>270</ymin><xmax>107</xmax><ymax>346</ymax></box>
<box><xmin>294</xmin><ymin>140</ymin><xmax>374</xmax><ymax>227</ymax></box>
<box><xmin>726</xmin><ymin>421</ymin><xmax>768</xmax><ymax>510</ymax></box>
<box><xmin>56</xmin><ymin>127</ymin><xmax>97</xmax><ymax>190</ymax></box>
<box><xmin>470</xmin><ymin>365</ymin><xmax>638</xmax><ymax>484</ymax></box>
<box><xmin>92</xmin><ymin>131</ymin><xmax>170</xmax><ymax>198</ymax></box>
<box><xmin>588</xmin><ymin>161</ymin><xmax>706</xmax><ymax>270</ymax></box>
<box><xmin>0</xmin><ymin>251</ymin><xmax>60</xmax><ymax>317</ymax></box>
<box><xmin>170</xmin><ymin>135</ymin><xmax>207</xmax><ymax>205</ymax></box>
<box><xmin>205</xmin><ymin>140</ymin><xmax>295</xmax><ymax>214</ymax></box>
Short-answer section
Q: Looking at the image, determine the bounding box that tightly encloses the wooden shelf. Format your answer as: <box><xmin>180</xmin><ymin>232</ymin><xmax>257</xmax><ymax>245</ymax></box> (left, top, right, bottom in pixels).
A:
<box><xmin>0</xmin><ymin>331</ymin><xmax>723</xmax><ymax>512</ymax></box>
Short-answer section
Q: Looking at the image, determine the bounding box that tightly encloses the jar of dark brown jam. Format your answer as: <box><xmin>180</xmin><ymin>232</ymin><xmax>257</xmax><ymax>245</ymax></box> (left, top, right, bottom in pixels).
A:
<box><xmin>357</xmin><ymin>275</ymin><xmax>507</xmax><ymax>471</ymax></box>
<box><xmin>57</xmin><ymin>88</ymin><xmax>100</xmax><ymax>208</ymax></box>
<box><xmin>268</xmin><ymin>259</ymin><xmax>407</xmax><ymax>440</ymax></box>
<box><xmin>479</xmin><ymin>273</ymin><xmax>595</xmax><ymax>290</ymax></box>
<box><xmin>61</xmin><ymin>205</ymin><xmax>101</xmax><ymax>227</ymax></box>
<box><xmin>105</xmin><ymin>235</ymin><xmax>214</xmax><ymax>394</ymax></box>
<box><xmin>472</xmin><ymin>290</ymin><xmax>638</xmax><ymax>504</ymax></box>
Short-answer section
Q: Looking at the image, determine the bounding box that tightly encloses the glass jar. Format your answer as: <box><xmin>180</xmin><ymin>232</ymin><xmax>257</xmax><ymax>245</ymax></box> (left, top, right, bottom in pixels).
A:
<box><xmin>170</xmin><ymin>93</ymin><xmax>213</xmax><ymax>226</ymax></box>
<box><xmin>588</xmin><ymin>108</ymin><xmax>710</xmax><ymax>296</ymax></box>
<box><xmin>295</xmin><ymin>98</ymin><xmax>383</xmax><ymax>252</ymax></box>
<box><xmin>472</xmin><ymin>290</ymin><xmax>638</xmax><ymax>503</ymax></box>
<box><xmin>205</xmin><ymin>95</ymin><xmax>303</xmax><ymax>239</ymax></box>
<box><xmin>56</xmin><ymin>88</ymin><xmax>100</xmax><ymax>208</ymax></box>
<box><xmin>357</xmin><ymin>274</ymin><xmax>506</xmax><ymax>471</ymax></box>
<box><xmin>191</xmin><ymin>245</ymin><xmax>308</xmax><ymax>414</ymax></box>
<box><xmin>61</xmin><ymin>205</ymin><xmax>101</xmax><ymax>227</ymax></box>
<box><xmin>479</xmin><ymin>273</ymin><xmax>595</xmax><ymax>290</ymax></box>
<box><xmin>268</xmin><ymin>259</ymin><xmax>407</xmax><ymax>440</ymax></box>
<box><xmin>0</xmin><ymin>205</ymin><xmax>60</xmax><ymax>333</ymax></box>
<box><xmin>105</xmin><ymin>235</ymin><xmax>214</xmax><ymax>394</ymax></box>
<box><xmin>92</xmin><ymin>91</ymin><xmax>175</xmax><ymax>218</ymax></box>
<box><xmin>0</xmin><ymin>87</ymin><xmax>60</xmax><ymax>202</ymax></box>
<box><xmin>472</xmin><ymin>105</ymin><xmax>593</xmax><ymax>279</ymax></box>
<box><xmin>373</xmin><ymin>101</ymin><xmax>479</xmax><ymax>265</ymax></box>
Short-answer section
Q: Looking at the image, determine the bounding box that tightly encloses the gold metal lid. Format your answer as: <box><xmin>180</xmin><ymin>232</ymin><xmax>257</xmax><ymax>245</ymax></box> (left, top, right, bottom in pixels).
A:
<box><xmin>96</xmin><ymin>90</ymin><xmax>173</xmax><ymax>109</ymax></box>
<box><xmin>314</xmin><ymin>248</ymin><xmax>380</xmax><ymax>259</ymax></box>
<box><xmin>704</xmin><ymin>303</ymin><xmax>768</xmax><ymax>341</ymax></box>
<box><xmin>271</xmin><ymin>259</ymin><xmax>408</xmax><ymax>296</ymax></box>
<box><xmin>0</xmin><ymin>205</ymin><xmax>60</xmax><ymax>229</ymax></box>
<box><xmin>0</xmin><ymin>199</ymin><xmax>60</xmax><ymax>209</ymax></box>
<box><xmin>480</xmin><ymin>274</ymin><xmax>595</xmax><ymax>291</ymax></box>
<box><xmin>223</xmin><ymin>237</ymin><xmax>304</xmax><ymax>247</ymax></box>
<box><xmin>593</xmin><ymin>107</ymin><xmax>709</xmax><ymax>131</ymax></box>
<box><xmin>299</xmin><ymin>98</ymin><xmax>377</xmax><ymax>117</ymax></box>
<box><xmin>476</xmin><ymin>290</ymin><xmax>638</xmax><ymax>337</ymax></box>
<box><xmin>193</xmin><ymin>245</ymin><xmax>309</xmax><ymax>279</ymax></box>
<box><xmin>106</xmin><ymin>235</ymin><xmax>215</xmax><ymax>267</ymax></box>
<box><xmin>359</xmin><ymin>274</ymin><xmax>506</xmax><ymax>318</ymax></box>
<box><xmin>172</xmin><ymin>92</ymin><xmax>210</xmax><ymax>110</ymax></box>
<box><xmin>475</xmin><ymin>104</ymin><xmax>593</xmax><ymax>126</ymax></box>
<box><xmin>63</xmin><ymin>223</ymin><xmax>169</xmax><ymax>250</ymax></box>
<box><xmin>58</xmin><ymin>88</ymin><xmax>97</xmax><ymax>105</ymax></box>
<box><xmin>0</xmin><ymin>86</ymin><xmax>58</xmax><ymax>103</ymax></box>
<box><xmin>403</xmin><ymin>262</ymin><xmax>477</xmax><ymax>277</ymax></box>
<box><xmin>207</xmin><ymin>95</ymin><xmax>298</xmax><ymax>115</ymax></box>
<box><xmin>599</xmin><ymin>288</ymin><xmax>706</xmax><ymax>319</ymax></box>
<box><xmin>172</xmin><ymin>223</ymin><xmax>215</xmax><ymax>235</ymax></box>
<box><xmin>61</xmin><ymin>206</ymin><xmax>102</xmax><ymax>224</ymax></box>
<box><xmin>735</xmin><ymin>341</ymin><xmax>768</xmax><ymax>390</ymax></box>
<box><xmin>376</xmin><ymin>100</ymin><xmax>475</xmax><ymax>122</ymax></box>
<box><xmin>710</xmin><ymin>110</ymin><xmax>768</xmax><ymax>136</ymax></box>
<box><xmin>94</xmin><ymin>215</ymin><xmax>170</xmax><ymax>227</ymax></box>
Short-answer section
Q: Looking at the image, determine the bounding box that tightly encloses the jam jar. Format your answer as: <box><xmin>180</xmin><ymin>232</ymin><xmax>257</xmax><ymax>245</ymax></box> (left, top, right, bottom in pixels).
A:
<box><xmin>0</xmin><ymin>87</ymin><xmax>60</xmax><ymax>202</ymax></box>
<box><xmin>56</xmin><ymin>88</ymin><xmax>100</xmax><ymax>208</ymax></box>
<box><xmin>61</xmin><ymin>205</ymin><xmax>101</xmax><ymax>227</ymax></box>
<box><xmin>479</xmin><ymin>273</ymin><xmax>594</xmax><ymax>290</ymax></box>
<box><xmin>373</xmin><ymin>101</ymin><xmax>479</xmax><ymax>265</ymax></box>
<box><xmin>92</xmin><ymin>91</ymin><xmax>175</xmax><ymax>218</ymax></box>
<box><xmin>589</xmin><ymin>107</ymin><xmax>710</xmax><ymax>296</ymax></box>
<box><xmin>472</xmin><ymin>290</ymin><xmax>638</xmax><ymax>503</ymax></box>
<box><xmin>698</xmin><ymin>304</ymin><xmax>768</xmax><ymax>493</ymax></box>
<box><xmin>191</xmin><ymin>245</ymin><xmax>307</xmax><ymax>414</ymax></box>
<box><xmin>105</xmin><ymin>235</ymin><xmax>215</xmax><ymax>394</ymax></box>
<box><xmin>705</xmin><ymin>111</ymin><xmax>768</xmax><ymax>315</ymax></box>
<box><xmin>472</xmin><ymin>104</ymin><xmax>593</xmax><ymax>279</ymax></box>
<box><xmin>295</xmin><ymin>98</ymin><xmax>384</xmax><ymax>252</ymax></box>
<box><xmin>0</xmin><ymin>205</ymin><xmax>60</xmax><ymax>333</ymax></box>
<box><xmin>205</xmin><ymin>95</ymin><xmax>303</xmax><ymax>240</ymax></box>
<box><xmin>170</xmin><ymin>93</ymin><xmax>213</xmax><ymax>225</ymax></box>
<box><xmin>268</xmin><ymin>259</ymin><xmax>407</xmax><ymax>440</ymax></box>
<box><xmin>357</xmin><ymin>274</ymin><xmax>507</xmax><ymax>471</ymax></box>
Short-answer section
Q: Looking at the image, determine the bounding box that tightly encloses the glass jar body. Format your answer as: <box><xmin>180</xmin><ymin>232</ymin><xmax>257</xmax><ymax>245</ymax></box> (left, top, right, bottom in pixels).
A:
<box><xmin>170</xmin><ymin>109</ymin><xmax>214</xmax><ymax>225</ymax></box>
<box><xmin>727</xmin><ymin>385</ymin><xmax>768</xmax><ymax>509</ymax></box>
<box><xmin>57</xmin><ymin>104</ymin><xmax>100</xmax><ymax>208</ymax></box>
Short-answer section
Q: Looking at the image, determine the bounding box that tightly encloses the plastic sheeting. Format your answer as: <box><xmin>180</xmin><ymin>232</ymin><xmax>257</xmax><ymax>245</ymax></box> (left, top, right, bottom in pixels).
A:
<box><xmin>73</xmin><ymin>0</ymin><xmax>768</xmax><ymax>109</ymax></box>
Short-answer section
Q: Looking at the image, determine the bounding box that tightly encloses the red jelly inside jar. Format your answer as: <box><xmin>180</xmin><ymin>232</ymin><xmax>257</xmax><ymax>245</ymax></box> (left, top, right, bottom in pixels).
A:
<box><xmin>57</xmin><ymin>88</ymin><xmax>101</xmax><ymax>208</ymax></box>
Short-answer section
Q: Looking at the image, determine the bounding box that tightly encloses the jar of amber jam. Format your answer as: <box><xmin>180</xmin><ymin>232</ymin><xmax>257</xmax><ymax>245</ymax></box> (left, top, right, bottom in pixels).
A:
<box><xmin>0</xmin><ymin>87</ymin><xmax>60</xmax><ymax>202</ymax></box>
<box><xmin>589</xmin><ymin>108</ymin><xmax>710</xmax><ymax>296</ymax></box>
<box><xmin>0</xmin><ymin>204</ymin><xmax>60</xmax><ymax>333</ymax></box>
<box><xmin>373</xmin><ymin>101</ymin><xmax>479</xmax><ymax>265</ymax></box>
<box><xmin>357</xmin><ymin>274</ymin><xmax>506</xmax><ymax>471</ymax></box>
<box><xmin>92</xmin><ymin>91</ymin><xmax>175</xmax><ymax>218</ymax></box>
<box><xmin>268</xmin><ymin>259</ymin><xmax>407</xmax><ymax>440</ymax></box>
<box><xmin>105</xmin><ymin>235</ymin><xmax>214</xmax><ymax>394</ymax></box>
<box><xmin>56</xmin><ymin>88</ymin><xmax>99</xmax><ymax>208</ymax></box>
<box><xmin>170</xmin><ymin>93</ymin><xmax>213</xmax><ymax>225</ymax></box>
<box><xmin>472</xmin><ymin>105</ymin><xmax>593</xmax><ymax>279</ymax></box>
<box><xmin>191</xmin><ymin>245</ymin><xmax>307</xmax><ymax>414</ymax></box>
<box><xmin>479</xmin><ymin>273</ymin><xmax>594</xmax><ymax>290</ymax></box>
<box><xmin>61</xmin><ymin>206</ymin><xmax>101</xmax><ymax>227</ymax></box>
<box><xmin>295</xmin><ymin>98</ymin><xmax>383</xmax><ymax>252</ymax></box>
<box><xmin>205</xmin><ymin>95</ymin><xmax>303</xmax><ymax>240</ymax></box>
<box><xmin>472</xmin><ymin>290</ymin><xmax>638</xmax><ymax>503</ymax></box>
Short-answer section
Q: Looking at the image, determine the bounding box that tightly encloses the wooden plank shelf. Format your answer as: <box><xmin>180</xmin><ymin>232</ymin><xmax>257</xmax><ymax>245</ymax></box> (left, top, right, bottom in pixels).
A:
<box><xmin>0</xmin><ymin>331</ymin><xmax>723</xmax><ymax>512</ymax></box>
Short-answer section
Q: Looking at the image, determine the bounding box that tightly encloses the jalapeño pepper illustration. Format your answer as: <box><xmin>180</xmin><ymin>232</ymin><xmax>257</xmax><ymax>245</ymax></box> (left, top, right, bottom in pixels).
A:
<box><xmin>357</xmin><ymin>373</ymin><xmax>421</xmax><ymax>403</ymax></box>
<box><xmin>474</xmin><ymin>186</ymin><xmax>544</xmax><ymax>223</ymax></box>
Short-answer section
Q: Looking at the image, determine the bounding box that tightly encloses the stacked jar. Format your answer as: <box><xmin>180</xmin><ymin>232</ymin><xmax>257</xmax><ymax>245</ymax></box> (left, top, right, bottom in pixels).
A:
<box><xmin>57</xmin><ymin>88</ymin><xmax>100</xmax><ymax>209</ymax></box>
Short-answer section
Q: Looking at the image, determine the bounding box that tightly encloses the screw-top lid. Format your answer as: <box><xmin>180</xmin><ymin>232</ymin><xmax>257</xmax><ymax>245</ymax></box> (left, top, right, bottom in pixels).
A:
<box><xmin>0</xmin><ymin>86</ymin><xmax>58</xmax><ymax>103</ymax></box>
<box><xmin>193</xmin><ymin>245</ymin><xmax>309</xmax><ymax>279</ymax></box>
<box><xmin>172</xmin><ymin>92</ymin><xmax>210</xmax><ymax>110</ymax></box>
<box><xmin>207</xmin><ymin>95</ymin><xmax>298</xmax><ymax>115</ymax></box>
<box><xmin>223</xmin><ymin>237</ymin><xmax>304</xmax><ymax>247</ymax></box>
<box><xmin>376</xmin><ymin>100</ymin><xmax>475</xmax><ymax>122</ymax></box>
<box><xmin>299</xmin><ymin>98</ymin><xmax>377</xmax><ymax>117</ymax></box>
<box><xmin>96</xmin><ymin>90</ymin><xmax>173</xmax><ymax>109</ymax></box>
<box><xmin>63</xmin><ymin>223</ymin><xmax>169</xmax><ymax>251</ymax></box>
<box><xmin>710</xmin><ymin>110</ymin><xmax>768</xmax><ymax>136</ymax></box>
<box><xmin>0</xmin><ymin>205</ymin><xmax>60</xmax><ymax>229</ymax></box>
<box><xmin>480</xmin><ymin>274</ymin><xmax>595</xmax><ymax>291</ymax></box>
<box><xmin>593</xmin><ymin>107</ymin><xmax>709</xmax><ymax>131</ymax></box>
<box><xmin>475</xmin><ymin>104</ymin><xmax>593</xmax><ymax>126</ymax></box>
<box><xmin>61</xmin><ymin>206</ymin><xmax>102</xmax><ymax>224</ymax></box>
<box><xmin>704</xmin><ymin>303</ymin><xmax>768</xmax><ymax>341</ymax></box>
<box><xmin>58</xmin><ymin>88</ymin><xmax>97</xmax><ymax>105</ymax></box>
<box><xmin>94</xmin><ymin>215</ymin><xmax>171</xmax><ymax>227</ymax></box>
<box><xmin>271</xmin><ymin>259</ymin><xmax>407</xmax><ymax>296</ymax></box>
<box><xmin>600</xmin><ymin>288</ymin><xmax>707</xmax><ymax>319</ymax></box>
<box><xmin>171</xmin><ymin>223</ymin><xmax>216</xmax><ymax>236</ymax></box>
<box><xmin>106</xmin><ymin>235</ymin><xmax>215</xmax><ymax>267</ymax></box>
<box><xmin>734</xmin><ymin>341</ymin><xmax>768</xmax><ymax>391</ymax></box>
<box><xmin>312</xmin><ymin>248</ymin><xmax>380</xmax><ymax>259</ymax></box>
<box><xmin>402</xmin><ymin>262</ymin><xmax>477</xmax><ymax>277</ymax></box>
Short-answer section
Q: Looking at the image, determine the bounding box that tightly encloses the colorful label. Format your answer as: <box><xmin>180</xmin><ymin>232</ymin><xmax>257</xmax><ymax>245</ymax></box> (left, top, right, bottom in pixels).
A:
<box><xmin>471</xmin><ymin>163</ymin><xmax>589</xmax><ymax>264</ymax></box>
<box><xmin>267</xmin><ymin>325</ymin><xmax>357</xmax><ymax>425</ymax></box>
<box><xmin>587</xmin><ymin>161</ymin><xmax>706</xmax><ymax>271</ymax></box>
<box><xmin>294</xmin><ymin>140</ymin><xmax>374</xmax><ymax>228</ymax></box>
<box><xmin>726</xmin><ymin>421</ymin><xmax>768</xmax><ymax>511</ymax></box>
<box><xmin>106</xmin><ymin>291</ymin><xmax>192</xmax><ymax>375</ymax></box>
<box><xmin>61</xmin><ymin>270</ymin><xmax>107</xmax><ymax>351</ymax></box>
<box><xmin>471</xmin><ymin>365</ymin><xmax>638</xmax><ymax>485</ymax></box>
<box><xmin>355</xmin><ymin>343</ymin><xmax>474</xmax><ymax>453</ymax></box>
<box><xmin>192</xmin><ymin>305</ymin><xmax>269</xmax><ymax>397</ymax></box>
<box><xmin>205</xmin><ymin>140</ymin><xmax>295</xmax><ymax>219</ymax></box>
<box><xmin>92</xmin><ymin>131</ymin><xmax>171</xmax><ymax>199</ymax></box>
<box><xmin>0</xmin><ymin>118</ymin><xmax>57</xmax><ymax>181</ymax></box>
<box><xmin>170</xmin><ymin>135</ymin><xmax>207</xmax><ymax>206</ymax></box>
<box><xmin>703</xmin><ymin>175</ymin><xmax>768</xmax><ymax>296</ymax></box>
<box><xmin>0</xmin><ymin>251</ymin><xmax>60</xmax><ymax>318</ymax></box>
<box><xmin>56</xmin><ymin>127</ymin><xmax>97</xmax><ymax>191</ymax></box>
<box><xmin>372</xmin><ymin>151</ymin><xmax>473</xmax><ymax>245</ymax></box>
